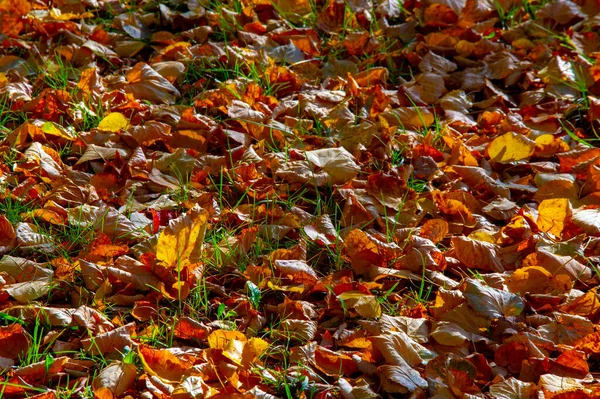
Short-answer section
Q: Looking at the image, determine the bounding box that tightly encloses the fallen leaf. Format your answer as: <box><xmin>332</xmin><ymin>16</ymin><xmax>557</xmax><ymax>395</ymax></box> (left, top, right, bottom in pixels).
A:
<box><xmin>138</xmin><ymin>345</ymin><xmax>194</xmax><ymax>383</ymax></box>
<box><xmin>464</xmin><ymin>278</ymin><xmax>524</xmax><ymax>319</ymax></box>
<box><xmin>98</xmin><ymin>112</ymin><xmax>130</xmax><ymax>132</ymax></box>
<box><xmin>572</xmin><ymin>208</ymin><xmax>600</xmax><ymax>235</ymax></box>
<box><xmin>419</xmin><ymin>219</ymin><xmax>449</xmax><ymax>244</ymax></box>
<box><xmin>0</xmin><ymin>324</ymin><xmax>29</xmax><ymax>360</ymax></box>
<box><xmin>92</xmin><ymin>361</ymin><xmax>137</xmax><ymax>397</ymax></box>
<box><xmin>123</xmin><ymin>62</ymin><xmax>181</xmax><ymax>104</ymax></box>
<box><xmin>506</xmin><ymin>266</ymin><xmax>571</xmax><ymax>295</ymax></box>
<box><xmin>156</xmin><ymin>205</ymin><xmax>208</xmax><ymax>269</ymax></box>
<box><xmin>378</xmin><ymin>364</ymin><xmax>428</xmax><ymax>394</ymax></box>
<box><xmin>81</xmin><ymin>323</ymin><xmax>136</xmax><ymax>355</ymax></box>
<box><xmin>537</xmin><ymin>198</ymin><xmax>571</xmax><ymax>238</ymax></box>
<box><xmin>488</xmin><ymin>377</ymin><xmax>536</xmax><ymax>399</ymax></box>
<box><xmin>338</xmin><ymin>291</ymin><xmax>382</xmax><ymax>318</ymax></box>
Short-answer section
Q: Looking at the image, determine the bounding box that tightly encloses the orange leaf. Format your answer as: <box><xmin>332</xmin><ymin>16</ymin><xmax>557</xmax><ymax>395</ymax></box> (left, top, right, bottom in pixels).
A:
<box><xmin>207</xmin><ymin>329</ymin><xmax>246</xmax><ymax>350</ymax></box>
<box><xmin>0</xmin><ymin>323</ymin><xmax>29</xmax><ymax>360</ymax></box>
<box><xmin>138</xmin><ymin>345</ymin><xmax>194</xmax><ymax>383</ymax></box>
<box><xmin>419</xmin><ymin>219</ymin><xmax>449</xmax><ymax>244</ymax></box>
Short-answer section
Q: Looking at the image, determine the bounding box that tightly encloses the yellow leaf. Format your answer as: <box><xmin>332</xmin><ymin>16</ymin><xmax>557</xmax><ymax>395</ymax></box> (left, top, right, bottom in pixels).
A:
<box><xmin>0</xmin><ymin>72</ymin><xmax>7</xmax><ymax>87</ymax></box>
<box><xmin>535</xmin><ymin>134</ymin><xmax>569</xmax><ymax>157</ymax></box>
<box><xmin>49</xmin><ymin>8</ymin><xmax>94</xmax><ymax>20</ymax></box>
<box><xmin>467</xmin><ymin>230</ymin><xmax>496</xmax><ymax>243</ymax></box>
<box><xmin>98</xmin><ymin>112</ymin><xmax>129</xmax><ymax>132</ymax></box>
<box><xmin>241</xmin><ymin>337</ymin><xmax>269</xmax><ymax>367</ymax></box>
<box><xmin>505</xmin><ymin>266</ymin><xmax>571</xmax><ymax>295</ymax></box>
<box><xmin>487</xmin><ymin>132</ymin><xmax>536</xmax><ymax>162</ymax></box>
<box><xmin>41</xmin><ymin>121</ymin><xmax>76</xmax><ymax>140</ymax></box>
<box><xmin>559</xmin><ymin>288</ymin><xmax>600</xmax><ymax>317</ymax></box>
<box><xmin>207</xmin><ymin>329</ymin><xmax>246</xmax><ymax>350</ymax></box>
<box><xmin>537</xmin><ymin>198</ymin><xmax>570</xmax><ymax>238</ymax></box>
<box><xmin>338</xmin><ymin>291</ymin><xmax>382</xmax><ymax>318</ymax></box>
<box><xmin>222</xmin><ymin>337</ymin><xmax>246</xmax><ymax>366</ymax></box>
<box><xmin>266</xmin><ymin>281</ymin><xmax>305</xmax><ymax>293</ymax></box>
<box><xmin>156</xmin><ymin>206</ymin><xmax>208</xmax><ymax>269</ymax></box>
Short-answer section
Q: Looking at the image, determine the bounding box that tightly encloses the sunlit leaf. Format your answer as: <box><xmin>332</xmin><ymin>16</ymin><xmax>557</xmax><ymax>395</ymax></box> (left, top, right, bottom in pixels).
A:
<box><xmin>138</xmin><ymin>345</ymin><xmax>194</xmax><ymax>383</ymax></box>
<box><xmin>537</xmin><ymin>198</ymin><xmax>570</xmax><ymax>238</ymax></box>
<box><xmin>489</xmin><ymin>377</ymin><xmax>535</xmax><ymax>399</ymax></box>
<box><xmin>338</xmin><ymin>291</ymin><xmax>382</xmax><ymax>318</ymax></box>
<box><xmin>505</xmin><ymin>266</ymin><xmax>571</xmax><ymax>295</ymax></box>
<box><xmin>419</xmin><ymin>219</ymin><xmax>448</xmax><ymax>244</ymax></box>
<box><xmin>208</xmin><ymin>329</ymin><xmax>246</xmax><ymax>350</ymax></box>
<box><xmin>572</xmin><ymin>208</ymin><xmax>600</xmax><ymax>235</ymax></box>
<box><xmin>98</xmin><ymin>112</ymin><xmax>129</xmax><ymax>132</ymax></box>
<box><xmin>486</xmin><ymin>132</ymin><xmax>535</xmax><ymax>162</ymax></box>
<box><xmin>156</xmin><ymin>205</ymin><xmax>208</xmax><ymax>269</ymax></box>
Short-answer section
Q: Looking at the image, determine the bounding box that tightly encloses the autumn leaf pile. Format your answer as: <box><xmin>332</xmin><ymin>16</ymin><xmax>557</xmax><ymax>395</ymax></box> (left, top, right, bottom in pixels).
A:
<box><xmin>1</xmin><ymin>0</ymin><xmax>600</xmax><ymax>397</ymax></box>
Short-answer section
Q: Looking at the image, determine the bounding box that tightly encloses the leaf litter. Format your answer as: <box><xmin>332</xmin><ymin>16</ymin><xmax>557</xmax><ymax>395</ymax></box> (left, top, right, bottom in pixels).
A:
<box><xmin>0</xmin><ymin>0</ymin><xmax>600</xmax><ymax>398</ymax></box>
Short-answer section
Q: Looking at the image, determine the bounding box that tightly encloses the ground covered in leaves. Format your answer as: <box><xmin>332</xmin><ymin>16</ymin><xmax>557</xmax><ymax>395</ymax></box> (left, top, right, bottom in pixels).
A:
<box><xmin>1</xmin><ymin>0</ymin><xmax>600</xmax><ymax>397</ymax></box>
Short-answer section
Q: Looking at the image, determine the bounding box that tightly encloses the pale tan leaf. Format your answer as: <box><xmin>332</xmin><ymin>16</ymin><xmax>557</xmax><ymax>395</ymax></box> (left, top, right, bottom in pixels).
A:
<box><xmin>92</xmin><ymin>361</ymin><xmax>137</xmax><ymax>397</ymax></box>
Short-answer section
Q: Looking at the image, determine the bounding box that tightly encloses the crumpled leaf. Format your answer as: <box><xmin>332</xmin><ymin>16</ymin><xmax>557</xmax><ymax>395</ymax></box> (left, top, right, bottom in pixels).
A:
<box><xmin>123</xmin><ymin>62</ymin><xmax>181</xmax><ymax>104</ymax></box>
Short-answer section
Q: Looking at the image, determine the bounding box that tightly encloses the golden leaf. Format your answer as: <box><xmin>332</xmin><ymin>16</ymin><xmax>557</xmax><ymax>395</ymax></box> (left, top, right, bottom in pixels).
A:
<box><xmin>537</xmin><ymin>198</ymin><xmax>570</xmax><ymax>238</ymax></box>
<box><xmin>97</xmin><ymin>112</ymin><xmax>129</xmax><ymax>132</ymax></box>
<box><xmin>156</xmin><ymin>206</ymin><xmax>208</xmax><ymax>269</ymax></box>
<box><xmin>241</xmin><ymin>337</ymin><xmax>269</xmax><ymax>367</ymax></box>
<box><xmin>338</xmin><ymin>291</ymin><xmax>382</xmax><ymax>318</ymax></box>
<box><xmin>207</xmin><ymin>329</ymin><xmax>246</xmax><ymax>350</ymax></box>
<box><xmin>505</xmin><ymin>266</ymin><xmax>571</xmax><ymax>295</ymax></box>
<box><xmin>487</xmin><ymin>132</ymin><xmax>536</xmax><ymax>162</ymax></box>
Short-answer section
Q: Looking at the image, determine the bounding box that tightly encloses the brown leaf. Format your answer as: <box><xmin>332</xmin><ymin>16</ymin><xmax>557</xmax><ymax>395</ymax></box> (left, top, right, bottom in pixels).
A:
<box><xmin>451</xmin><ymin>236</ymin><xmax>504</xmax><ymax>272</ymax></box>
<box><xmin>81</xmin><ymin>323</ymin><xmax>136</xmax><ymax>355</ymax></box>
